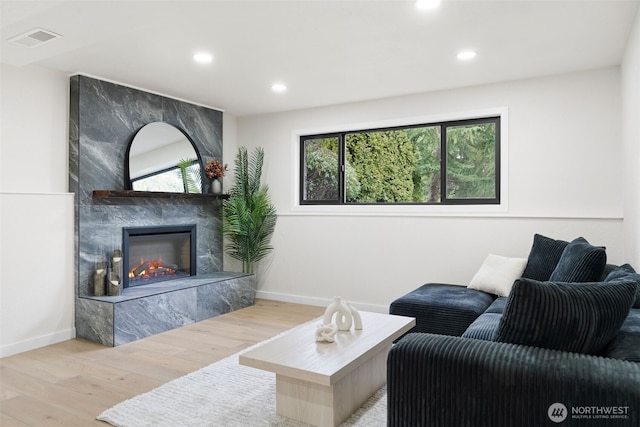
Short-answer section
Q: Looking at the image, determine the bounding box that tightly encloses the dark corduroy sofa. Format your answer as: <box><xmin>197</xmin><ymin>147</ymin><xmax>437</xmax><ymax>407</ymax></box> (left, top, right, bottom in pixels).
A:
<box><xmin>388</xmin><ymin>234</ymin><xmax>640</xmax><ymax>427</ymax></box>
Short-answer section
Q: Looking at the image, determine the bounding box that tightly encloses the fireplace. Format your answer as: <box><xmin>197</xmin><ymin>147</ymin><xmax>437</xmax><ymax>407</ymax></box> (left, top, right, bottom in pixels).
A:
<box><xmin>122</xmin><ymin>224</ymin><xmax>196</xmax><ymax>288</ymax></box>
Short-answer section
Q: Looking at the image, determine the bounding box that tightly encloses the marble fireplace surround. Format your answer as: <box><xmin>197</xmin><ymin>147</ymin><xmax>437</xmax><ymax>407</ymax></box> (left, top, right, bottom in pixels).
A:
<box><xmin>69</xmin><ymin>75</ymin><xmax>255</xmax><ymax>346</ymax></box>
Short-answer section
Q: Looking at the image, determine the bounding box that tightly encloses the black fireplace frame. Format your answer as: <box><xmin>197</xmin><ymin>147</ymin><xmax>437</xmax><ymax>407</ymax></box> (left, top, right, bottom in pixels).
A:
<box><xmin>122</xmin><ymin>224</ymin><xmax>197</xmax><ymax>288</ymax></box>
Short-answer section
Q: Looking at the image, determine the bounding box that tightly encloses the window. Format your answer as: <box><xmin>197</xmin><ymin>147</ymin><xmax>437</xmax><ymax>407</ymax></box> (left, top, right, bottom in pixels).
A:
<box><xmin>300</xmin><ymin>116</ymin><xmax>500</xmax><ymax>205</ymax></box>
<box><xmin>131</xmin><ymin>161</ymin><xmax>201</xmax><ymax>193</ymax></box>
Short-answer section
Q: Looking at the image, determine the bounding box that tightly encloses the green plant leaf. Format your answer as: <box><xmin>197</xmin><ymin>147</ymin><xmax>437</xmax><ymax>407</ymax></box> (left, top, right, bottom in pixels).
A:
<box><xmin>223</xmin><ymin>147</ymin><xmax>277</xmax><ymax>273</ymax></box>
<box><xmin>177</xmin><ymin>158</ymin><xmax>202</xmax><ymax>194</ymax></box>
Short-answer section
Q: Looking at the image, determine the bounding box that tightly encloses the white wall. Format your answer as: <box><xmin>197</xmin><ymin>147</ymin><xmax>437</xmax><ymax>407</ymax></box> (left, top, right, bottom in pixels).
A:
<box><xmin>237</xmin><ymin>68</ymin><xmax>626</xmax><ymax>311</ymax></box>
<box><xmin>622</xmin><ymin>8</ymin><xmax>640</xmax><ymax>269</ymax></box>
<box><xmin>1</xmin><ymin>65</ymin><xmax>69</xmax><ymax>193</ymax></box>
<box><xmin>0</xmin><ymin>63</ymin><xmax>75</xmax><ymax>357</ymax></box>
<box><xmin>0</xmin><ymin>58</ymin><xmax>632</xmax><ymax>353</ymax></box>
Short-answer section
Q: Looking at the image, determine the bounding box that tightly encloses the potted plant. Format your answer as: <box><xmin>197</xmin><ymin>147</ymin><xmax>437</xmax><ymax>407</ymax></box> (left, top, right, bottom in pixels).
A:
<box><xmin>205</xmin><ymin>158</ymin><xmax>228</xmax><ymax>194</ymax></box>
<box><xmin>223</xmin><ymin>147</ymin><xmax>277</xmax><ymax>274</ymax></box>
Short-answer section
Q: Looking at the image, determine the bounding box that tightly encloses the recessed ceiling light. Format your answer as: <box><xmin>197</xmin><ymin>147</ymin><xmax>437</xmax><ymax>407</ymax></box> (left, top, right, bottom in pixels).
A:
<box><xmin>272</xmin><ymin>83</ymin><xmax>287</xmax><ymax>93</ymax></box>
<box><xmin>193</xmin><ymin>52</ymin><xmax>213</xmax><ymax>64</ymax></box>
<box><xmin>415</xmin><ymin>0</ymin><xmax>442</xmax><ymax>10</ymax></box>
<box><xmin>457</xmin><ymin>50</ymin><xmax>477</xmax><ymax>60</ymax></box>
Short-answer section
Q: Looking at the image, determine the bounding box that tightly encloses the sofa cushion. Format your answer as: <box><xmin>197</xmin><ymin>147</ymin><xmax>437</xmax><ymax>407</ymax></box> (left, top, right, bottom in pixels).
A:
<box><xmin>462</xmin><ymin>297</ymin><xmax>506</xmax><ymax>341</ymax></box>
<box><xmin>604</xmin><ymin>308</ymin><xmax>640</xmax><ymax>362</ymax></box>
<box><xmin>521</xmin><ymin>234</ymin><xmax>568</xmax><ymax>281</ymax></box>
<box><xmin>495</xmin><ymin>278</ymin><xmax>635</xmax><ymax>355</ymax></box>
<box><xmin>605</xmin><ymin>264</ymin><xmax>640</xmax><ymax>308</ymax></box>
<box><xmin>389</xmin><ymin>283</ymin><xmax>496</xmax><ymax>337</ymax></box>
<box><xmin>484</xmin><ymin>296</ymin><xmax>507</xmax><ymax>314</ymax></box>
<box><xmin>600</xmin><ymin>263</ymin><xmax>619</xmax><ymax>281</ymax></box>
<box><xmin>468</xmin><ymin>254</ymin><xmax>528</xmax><ymax>297</ymax></box>
<box><xmin>462</xmin><ymin>312</ymin><xmax>502</xmax><ymax>341</ymax></box>
<box><xmin>549</xmin><ymin>237</ymin><xmax>606</xmax><ymax>282</ymax></box>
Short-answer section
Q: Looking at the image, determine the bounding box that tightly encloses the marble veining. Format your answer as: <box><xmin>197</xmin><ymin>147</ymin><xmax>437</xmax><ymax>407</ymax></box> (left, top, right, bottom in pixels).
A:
<box><xmin>75</xmin><ymin>298</ymin><xmax>115</xmax><ymax>346</ymax></box>
<box><xmin>76</xmin><ymin>273</ymin><xmax>255</xmax><ymax>346</ymax></box>
<box><xmin>114</xmin><ymin>290</ymin><xmax>198</xmax><ymax>346</ymax></box>
<box><xmin>71</xmin><ymin>75</ymin><xmax>224</xmax><ymax>298</ymax></box>
<box><xmin>85</xmin><ymin>272</ymin><xmax>250</xmax><ymax>303</ymax></box>
<box><xmin>70</xmin><ymin>75</ymin><xmax>250</xmax><ymax>347</ymax></box>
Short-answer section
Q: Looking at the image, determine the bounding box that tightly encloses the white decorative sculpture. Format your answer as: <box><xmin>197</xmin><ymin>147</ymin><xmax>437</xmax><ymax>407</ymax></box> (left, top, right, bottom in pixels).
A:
<box><xmin>323</xmin><ymin>296</ymin><xmax>353</xmax><ymax>331</ymax></box>
<box><xmin>347</xmin><ymin>302</ymin><xmax>363</xmax><ymax>330</ymax></box>
<box><xmin>316</xmin><ymin>296</ymin><xmax>363</xmax><ymax>343</ymax></box>
<box><xmin>315</xmin><ymin>323</ymin><xmax>338</xmax><ymax>342</ymax></box>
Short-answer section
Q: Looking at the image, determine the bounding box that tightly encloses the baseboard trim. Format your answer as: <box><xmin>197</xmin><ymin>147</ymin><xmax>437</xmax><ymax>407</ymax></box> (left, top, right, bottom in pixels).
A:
<box><xmin>0</xmin><ymin>328</ymin><xmax>76</xmax><ymax>358</ymax></box>
<box><xmin>255</xmin><ymin>291</ymin><xmax>388</xmax><ymax>314</ymax></box>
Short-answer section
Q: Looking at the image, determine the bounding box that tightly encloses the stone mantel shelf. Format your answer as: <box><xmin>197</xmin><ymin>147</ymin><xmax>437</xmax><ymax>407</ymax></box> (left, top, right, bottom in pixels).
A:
<box><xmin>93</xmin><ymin>190</ymin><xmax>229</xmax><ymax>200</ymax></box>
<box><xmin>82</xmin><ymin>272</ymin><xmax>251</xmax><ymax>303</ymax></box>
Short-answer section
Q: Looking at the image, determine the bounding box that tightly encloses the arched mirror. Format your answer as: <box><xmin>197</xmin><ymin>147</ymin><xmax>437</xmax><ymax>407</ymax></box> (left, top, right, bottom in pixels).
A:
<box><xmin>125</xmin><ymin>122</ymin><xmax>203</xmax><ymax>193</ymax></box>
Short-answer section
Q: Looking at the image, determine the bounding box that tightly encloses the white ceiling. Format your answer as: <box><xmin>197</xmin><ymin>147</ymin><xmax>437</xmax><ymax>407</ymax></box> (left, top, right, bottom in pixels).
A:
<box><xmin>1</xmin><ymin>0</ymin><xmax>638</xmax><ymax>117</ymax></box>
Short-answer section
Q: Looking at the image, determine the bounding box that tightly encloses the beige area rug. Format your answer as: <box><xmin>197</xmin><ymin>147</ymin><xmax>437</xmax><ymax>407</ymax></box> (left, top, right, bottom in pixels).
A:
<box><xmin>97</xmin><ymin>329</ymin><xmax>387</xmax><ymax>427</ymax></box>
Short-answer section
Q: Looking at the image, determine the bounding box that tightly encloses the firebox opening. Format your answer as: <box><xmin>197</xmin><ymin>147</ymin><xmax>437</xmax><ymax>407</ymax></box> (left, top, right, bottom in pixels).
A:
<box><xmin>122</xmin><ymin>224</ymin><xmax>196</xmax><ymax>288</ymax></box>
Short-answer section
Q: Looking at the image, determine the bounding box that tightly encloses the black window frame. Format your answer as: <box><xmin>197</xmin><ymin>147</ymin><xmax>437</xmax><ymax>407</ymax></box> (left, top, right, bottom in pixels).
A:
<box><xmin>300</xmin><ymin>116</ymin><xmax>501</xmax><ymax>206</ymax></box>
<box><xmin>130</xmin><ymin>159</ymin><xmax>200</xmax><ymax>193</ymax></box>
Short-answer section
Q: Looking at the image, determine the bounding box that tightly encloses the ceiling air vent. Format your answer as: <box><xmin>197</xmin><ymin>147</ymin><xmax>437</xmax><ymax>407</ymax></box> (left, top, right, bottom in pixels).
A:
<box><xmin>9</xmin><ymin>28</ymin><xmax>62</xmax><ymax>48</ymax></box>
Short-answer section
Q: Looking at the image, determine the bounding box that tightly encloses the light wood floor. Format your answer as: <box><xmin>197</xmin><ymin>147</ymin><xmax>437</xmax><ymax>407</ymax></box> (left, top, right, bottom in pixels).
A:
<box><xmin>0</xmin><ymin>299</ymin><xmax>325</xmax><ymax>427</ymax></box>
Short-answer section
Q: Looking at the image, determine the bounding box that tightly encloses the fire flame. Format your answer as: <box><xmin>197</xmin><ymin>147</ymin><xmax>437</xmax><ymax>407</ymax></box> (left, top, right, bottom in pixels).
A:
<box><xmin>128</xmin><ymin>257</ymin><xmax>178</xmax><ymax>280</ymax></box>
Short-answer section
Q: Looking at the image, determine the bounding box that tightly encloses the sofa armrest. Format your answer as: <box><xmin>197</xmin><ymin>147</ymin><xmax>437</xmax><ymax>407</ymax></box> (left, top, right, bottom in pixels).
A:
<box><xmin>387</xmin><ymin>333</ymin><xmax>640</xmax><ymax>427</ymax></box>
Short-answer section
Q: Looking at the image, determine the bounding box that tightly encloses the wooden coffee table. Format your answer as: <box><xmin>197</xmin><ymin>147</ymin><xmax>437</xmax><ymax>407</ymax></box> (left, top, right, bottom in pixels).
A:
<box><xmin>239</xmin><ymin>311</ymin><xmax>415</xmax><ymax>427</ymax></box>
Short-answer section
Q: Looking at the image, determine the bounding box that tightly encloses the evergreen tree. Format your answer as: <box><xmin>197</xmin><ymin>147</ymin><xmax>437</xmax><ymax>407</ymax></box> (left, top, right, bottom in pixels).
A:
<box><xmin>346</xmin><ymin>130</ymin><xmax>417</xmax><ymax>203</ymax></box>
<box><xmin>406</xmin><ymin>126</ymin><xmax>441</xmax><ymax>202</ymax></box>
<box><xmin>445</xmin><ymin>123</ymin><xmax>496</xmax><ymax>199</ymax></box>
<box><xmin>304</xmin><ymin>138</ymin><xmax>360</xmax><ymax>201</ymax></box>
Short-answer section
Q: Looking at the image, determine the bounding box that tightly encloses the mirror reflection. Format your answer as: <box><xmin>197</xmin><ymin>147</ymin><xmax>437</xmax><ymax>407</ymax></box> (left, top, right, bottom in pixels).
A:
<box><xmin>127</xmin><ymin>122</ymin><xmax>202</xmax><ymax>193</ymax></box>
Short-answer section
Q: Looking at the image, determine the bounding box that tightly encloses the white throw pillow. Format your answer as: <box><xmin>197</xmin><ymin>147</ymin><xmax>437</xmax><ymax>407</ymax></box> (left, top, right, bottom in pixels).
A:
<box><xmin>468</xmin><ymin>254</ymin><xmax>528</xmax><ymax>296</ymax></box>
